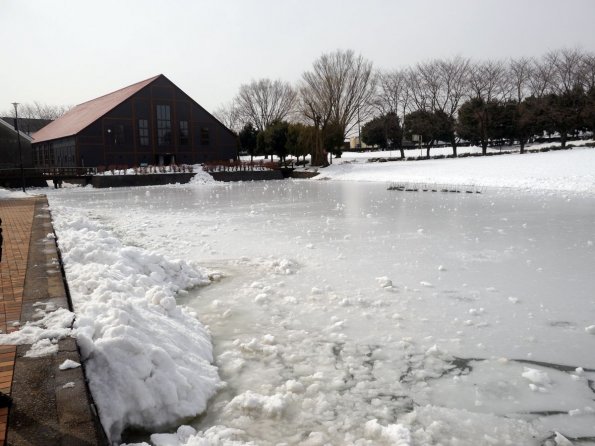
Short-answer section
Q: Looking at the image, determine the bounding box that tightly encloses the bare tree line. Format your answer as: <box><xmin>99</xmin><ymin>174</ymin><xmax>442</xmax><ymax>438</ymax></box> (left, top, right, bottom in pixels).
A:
<box><xmin>2</xmin><ymin>101</ymin><xmax>71</xmax><ymax>121</ymax></box>
<box><xmin>218</xmin><ymin>47</ymin><xmax>595</xmax><ymax>165</ymax></box>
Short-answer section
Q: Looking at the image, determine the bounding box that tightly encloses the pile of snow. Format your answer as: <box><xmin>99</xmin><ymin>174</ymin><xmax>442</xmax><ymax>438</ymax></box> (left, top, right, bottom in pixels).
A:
<box><xmin>317</xmin><ymin>147</ymin><xmax>595</xmax><ymax>194</ymax></box>
<box><xmin>188</xmin><ymin>167</ymin><xmax>216</xmax><ymax>184</ymax></box>
<box><xmin>50</xmin><ymin>209</ymin><xmax>222</xmax><ymax>442</ymax></box>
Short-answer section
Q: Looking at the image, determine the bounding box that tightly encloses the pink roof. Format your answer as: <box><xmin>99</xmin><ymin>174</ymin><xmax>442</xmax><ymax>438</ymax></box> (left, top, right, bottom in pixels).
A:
<box><xmin>32</xmin><ymin>75</ymin><xmax>161</xmax><ymax>143</ymax></box>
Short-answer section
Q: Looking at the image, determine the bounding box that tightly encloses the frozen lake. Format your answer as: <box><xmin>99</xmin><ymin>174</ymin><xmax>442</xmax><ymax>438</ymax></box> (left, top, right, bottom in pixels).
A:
<box><xmin>48</xmin><ymin>181</ymin><xmax>595</xmax><ymax>445</ymax></box>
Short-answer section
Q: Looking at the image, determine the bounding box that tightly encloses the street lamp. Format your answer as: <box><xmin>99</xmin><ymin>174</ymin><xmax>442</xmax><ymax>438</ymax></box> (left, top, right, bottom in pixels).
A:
<box><xmin>11</xmin><ymin>103</ymin><xmax>26</xmax><ymax>192</ymax></box>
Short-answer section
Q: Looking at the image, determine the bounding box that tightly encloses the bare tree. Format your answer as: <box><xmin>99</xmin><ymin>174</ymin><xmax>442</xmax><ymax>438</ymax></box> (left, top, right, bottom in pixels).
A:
<box><xmin>300</xmin><ymin>49</ymin><xmax>376</xmax><ymax>165</ymax></box>
<box><xmin>373</xmin><ymin>69</ymin><xmax>410</xmax><ymax>151</ymax></box>
<box><xmin>213</xmin><ymin>100</ymin><xmax>242</xmax><ymax>133</ymax></box>
<box><xmin>374</xmin><ymin>69</ymin><xmax>409</xmax><ymax>116</ymax></box>
<box><xmin>2</xmin><ymin>101</ymin><xmax>71</xmax><ymax>121</ymax></box>
<box><xmin>580</xmin><ymin>51</ymin><xmax>595</xmax><ymax>92</ymax></box>
<box><xmin>506</xmin><ymin>57</ymin><xmax>536</xmax><ymax>153</ymax></box>
<box><xmin>545</xmin><ymin>48</ymin><xmax>586</xmax><ymax>95</ymax></box>
<box><xmin>234</xmin><ymin>79</ymin><xmax>297</xmax><ymax>132</ymax></box>
<box><xmin>508</xmin><ymin>57</ymin><xmax>534</xmax><ymax>103</ymax></box>
<box><xmin>467</xmin><ymin>60</ymin><xmax>510</xmax><ymax>102</ymax></box>
<box><xmin>406</xmin><ymin>56</ymin><xmax>470</xmax><ymax>155</ymax></box>
<box><xmin>543</xmin><ymin>48</ymin><xmax>589</xmax><ymax>146</ymax></box>
<box><xmin>406</xmin><ymin>62</ymin><xmax>436</xmax><ymax>112</ymax></box>
<box><xmin>528</xmin><ymin>58</ymin><xmax>555</xmax><ymax>98</ymax></box>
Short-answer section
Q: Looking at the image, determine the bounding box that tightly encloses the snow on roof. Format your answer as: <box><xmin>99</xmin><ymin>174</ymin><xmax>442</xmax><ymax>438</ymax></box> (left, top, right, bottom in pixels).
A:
<box><xmin>32</xmin><ymin>75</ymin><xmax>161</xmax><ymax>144</ymax></box>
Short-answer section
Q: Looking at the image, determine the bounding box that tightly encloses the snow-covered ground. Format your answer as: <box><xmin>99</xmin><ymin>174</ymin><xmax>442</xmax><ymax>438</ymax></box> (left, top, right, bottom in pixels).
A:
<box><xmin>1</xmin><ymin>145</ymin><xmax>595</xmax><ymax>445</ymax></box>
<box><xmin>337</xmin><ymin>139</ymin><xmax>594</xmax><ymax>161</ymax></box>
<box><xmin>318</xmin><ymin>146</ymin><xmax>595</xmax><ymax>194</ymax></box>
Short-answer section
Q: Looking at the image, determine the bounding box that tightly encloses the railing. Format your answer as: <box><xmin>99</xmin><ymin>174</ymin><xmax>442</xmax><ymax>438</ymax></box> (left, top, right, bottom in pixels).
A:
<box><xmin>202</xmin><ymin>160</ymin><xmax>294</xmax><ymax>173</ymax></box>
<box><xmin>0</xmin><ymin>167</ymin><xmax>97</xmax><ymax>178</ymax></box>
<box><xmin>96</xmin><ymin>164</ymin><xmax>194</xmax><ymax>175</ymax></box>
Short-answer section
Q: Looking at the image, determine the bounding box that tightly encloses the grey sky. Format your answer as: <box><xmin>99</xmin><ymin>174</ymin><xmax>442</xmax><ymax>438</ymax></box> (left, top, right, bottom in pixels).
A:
<box><xmin>2</xmin><ymin>0</ymin><xmax>595</xmax><ymax>115</ymax></box>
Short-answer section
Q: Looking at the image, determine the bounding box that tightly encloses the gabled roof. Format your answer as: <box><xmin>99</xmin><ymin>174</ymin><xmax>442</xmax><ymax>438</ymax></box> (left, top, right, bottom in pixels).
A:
<box><xmin>0</xmin><ymin>117</ymin><xmax>33</xmax><ymax>142</ymax></box>
<box><xmin>32</xmin><ymin>75</ymin><xmax>161</xmax><ymax>143</ymax></box>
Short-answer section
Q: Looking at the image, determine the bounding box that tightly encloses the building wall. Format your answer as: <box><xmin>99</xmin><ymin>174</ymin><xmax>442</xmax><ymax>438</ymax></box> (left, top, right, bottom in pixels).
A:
<box><xmin>33</xmin><ymin>76</ymin><xmax>238</xmax><ymax>168</ymax></box>
<box><xmin>0</xmin><ymin>124</ymin><xmax>33</xmax><ymax>168</ymax></box>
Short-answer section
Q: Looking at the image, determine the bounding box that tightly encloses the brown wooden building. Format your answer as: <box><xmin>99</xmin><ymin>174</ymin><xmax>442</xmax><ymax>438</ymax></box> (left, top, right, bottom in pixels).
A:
<box><xmin>32</xmin><ymin>75</ymin><xmax>237</xmax><ymax>168</ymax></box>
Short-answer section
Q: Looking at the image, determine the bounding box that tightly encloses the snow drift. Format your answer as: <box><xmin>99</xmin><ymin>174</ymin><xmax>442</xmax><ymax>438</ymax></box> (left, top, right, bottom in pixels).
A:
<box><xmin>50</xmin><ymin>209</ymin><xmax>221</xmax><ymax>442</ymax></box>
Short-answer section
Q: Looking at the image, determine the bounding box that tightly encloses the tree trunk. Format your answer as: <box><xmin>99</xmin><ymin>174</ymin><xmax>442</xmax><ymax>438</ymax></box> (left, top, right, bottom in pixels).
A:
<box><xmin>310</xmin><ymin>150</ymin><xmax>328</xmax><ymax>167</ymax></box>
<box><xmin>400</xmin><ymin>147</ymin><xmax>405</xmax><ymax>159</ymax></box>
<box><xmin>426</xmin><ymin>146</ymin><xmax>431</xmax><ymax>158</ymax></box>
<box><xmin>560</xmin><ymin>132</ymin><xmax>567</xmax><ymax>148</ymax></box>
<box><xmin>519</xmin><ymin>138</ymin><xmax>525</xmax><ymax>154</ymax></box>
<box><xmin>310</xmin><ymin>127</ymin><xmax>328</xmax><ymax>167</ymax></box>
<box><xmin>482</xmin><ymin>140</ymin><xmax>488</xmax><ymax>155</ymax></box>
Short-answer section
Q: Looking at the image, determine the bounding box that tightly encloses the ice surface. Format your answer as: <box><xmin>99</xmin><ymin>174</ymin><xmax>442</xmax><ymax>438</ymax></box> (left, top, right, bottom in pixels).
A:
<box><xmin>45</xmin><ymin>168</ymin><xmax>595</xmax><ymax>444</ymax></box>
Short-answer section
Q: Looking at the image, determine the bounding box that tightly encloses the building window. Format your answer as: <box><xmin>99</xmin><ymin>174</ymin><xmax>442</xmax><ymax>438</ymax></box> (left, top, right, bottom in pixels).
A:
<box><xmin>156</xmin><ymin>105</ymin><xmax>171</xmax><ymax>146</ymax></box>
<box><xmin>179</xmin><ymin>121</ymin><xmax>189</xmax><ymax>145</ymax></box>
<box><xmin>139</xmin><ymin>119</ymin><xmax>149</xmax><ymax>146</ymax></box>
<box><xmin>200</xmin><ymin>127</ymin><xmax>209</xmax><ymax>146</ymax></box>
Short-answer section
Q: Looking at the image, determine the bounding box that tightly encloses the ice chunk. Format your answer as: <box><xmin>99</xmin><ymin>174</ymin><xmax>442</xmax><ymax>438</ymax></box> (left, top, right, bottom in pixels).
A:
<box><xmin>521</xmin><ymin>367</ymin><xmax>551</xmax><ymax>386</ymax></box>
<box><xmin>376</xmin><ymin>276</ymin><xmax>393</xmax><ymax>288</ymax></box>
<box><xmin>59</xmin><ymin>359</ymin><xmax>81</xmax><ymax>370</ymax></box>
<box><xmin>554</xmin><ymin>431</ymin><xmax>574</xmax><ymax>445</ymax></box>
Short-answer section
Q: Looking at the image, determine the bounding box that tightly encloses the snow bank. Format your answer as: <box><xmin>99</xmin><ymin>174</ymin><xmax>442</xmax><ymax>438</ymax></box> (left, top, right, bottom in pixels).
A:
<box><xmin>317</xmin><ymin>147</ymin><xmax>595</xmax><ymax>194</ymax></box>
<box><xmin>50</xmin><ymin>208</ymin><xmax>222</xmax><ymax>442</ymax></box>
<box><xmin>0</xmin><ymin>188</ymin><xmax>37</xmax><ymax>199</ymax></box>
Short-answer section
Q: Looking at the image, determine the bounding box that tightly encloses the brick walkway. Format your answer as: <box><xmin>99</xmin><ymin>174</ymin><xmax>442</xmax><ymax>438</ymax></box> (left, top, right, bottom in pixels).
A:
<box><xmin>0</xmin><ymin>196</ymin><xmax>106</xmax><ymax>446</ymax></box>
<box><xmin>0</xmin><ymin>197</ymin><xmax>36</xmax><ymax>445</ymax></box>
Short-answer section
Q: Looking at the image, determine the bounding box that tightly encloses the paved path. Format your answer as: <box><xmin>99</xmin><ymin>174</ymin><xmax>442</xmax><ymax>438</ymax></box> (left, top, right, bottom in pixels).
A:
<box><xmin>0</xmin><ymin>196</ymin><xmax>106</xmax><ymax>445</ymax></box>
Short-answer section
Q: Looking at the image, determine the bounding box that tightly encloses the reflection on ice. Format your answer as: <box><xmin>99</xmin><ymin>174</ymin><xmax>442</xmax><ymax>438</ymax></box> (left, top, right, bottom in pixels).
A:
<box><xmin>48</xmin><ymin>181</ymin><xmax>595</xmax><ymax>445</ymax></box>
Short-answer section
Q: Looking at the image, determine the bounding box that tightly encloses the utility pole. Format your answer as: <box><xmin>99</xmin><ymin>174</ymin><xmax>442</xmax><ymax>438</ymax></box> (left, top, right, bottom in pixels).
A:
<box><xmin>12</xmin><ymin>103</ymin><xmax>26</xmax><ymax>192</ymax></box>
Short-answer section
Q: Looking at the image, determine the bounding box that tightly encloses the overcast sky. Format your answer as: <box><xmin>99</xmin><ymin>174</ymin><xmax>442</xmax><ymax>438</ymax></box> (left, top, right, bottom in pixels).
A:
<box><xmin>2</xmin><ymin>0</ymin><xmax>595</xmax><ymax>115</ymax></box>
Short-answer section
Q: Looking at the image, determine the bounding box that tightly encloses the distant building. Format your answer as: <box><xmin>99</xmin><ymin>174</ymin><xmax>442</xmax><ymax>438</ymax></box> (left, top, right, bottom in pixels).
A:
<box><xmin>32</xmin><ymin>74</ymin><xmax>237</xmax><ymax>168</ymax></box>
<box><xmin>0</xmin><ymin>117</ymin><xmax>33</xmax><ymax>168</ymax></box>
<box><xmin>0</xmin><ymin>117</ymin><xmax>52</xmax><ymax>137</ymax></box>
<box><xmin>349</xmin><ymin>136</ymin><xmax>373</xmax><ymax>150</ymax></box>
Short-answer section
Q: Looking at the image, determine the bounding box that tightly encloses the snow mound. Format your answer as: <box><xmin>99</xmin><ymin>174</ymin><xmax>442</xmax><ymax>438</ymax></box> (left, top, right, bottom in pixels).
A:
<box><xmin>51</xmin><ymin>210</ymin><xmax>222</xmax><ymax>442</ymax></box>
<box><xmin>188</xmin><ymin>167</ymin><xmax>216</xmax><ymax>185</ymax></box>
